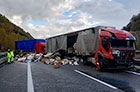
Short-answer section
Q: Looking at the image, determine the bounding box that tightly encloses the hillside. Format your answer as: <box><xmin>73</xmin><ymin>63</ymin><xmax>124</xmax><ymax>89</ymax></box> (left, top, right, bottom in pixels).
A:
<box><xmin>122</xmin><ymin>13</ymin><xmax>140</xmax><ymax>50</ymax></box>
<box><xmin>0</xmin><ymin>14</ymin><xmax>34</xmax><ymax>51</ymax></box>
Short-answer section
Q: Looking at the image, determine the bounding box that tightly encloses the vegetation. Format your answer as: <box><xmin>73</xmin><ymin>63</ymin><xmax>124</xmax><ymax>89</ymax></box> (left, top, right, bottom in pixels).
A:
<box><xmin>0</xmin><ymin>14</ymin><xmax>34</xmax><ymax>51</ymax></box>
<box><xmin>122</xmin><ymin>13</ymin><xmax>140</xmax><ymax>50</ymax></box>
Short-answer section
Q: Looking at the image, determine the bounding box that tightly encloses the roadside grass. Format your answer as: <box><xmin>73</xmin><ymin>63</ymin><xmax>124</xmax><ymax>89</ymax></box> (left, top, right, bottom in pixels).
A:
<box><xmin>136</xmin><ymin>43</ymin><xmax>140</xmax><ymax>50</ymax></box>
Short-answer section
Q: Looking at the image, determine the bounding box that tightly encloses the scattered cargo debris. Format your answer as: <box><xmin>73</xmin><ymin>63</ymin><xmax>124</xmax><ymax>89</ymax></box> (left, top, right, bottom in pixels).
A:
<box><xmin>41</xmin><ymin>53</ymin><xmax>81</xmax><ymax>68</ymax></box>
<box><xmin>34</xmin><ymin>54</ymin><xmax>43</xmax><ymax>62</ymax></box>
<box><xmin>18</xmin><ymin>57</ymin><xmax>26</xmax><ymax>62</ymax></box>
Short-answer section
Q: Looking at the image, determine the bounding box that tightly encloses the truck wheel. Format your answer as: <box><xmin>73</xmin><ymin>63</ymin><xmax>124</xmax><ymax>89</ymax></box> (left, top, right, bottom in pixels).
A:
<box><xmin>96</xmin><ymin>58</ymin><xmax>104</xmax><ymax>71</ymax></box>
<box><xmin>83</xmin><ymin>57</ymin><xmax>88</xmax><ymax>65</ymax></box>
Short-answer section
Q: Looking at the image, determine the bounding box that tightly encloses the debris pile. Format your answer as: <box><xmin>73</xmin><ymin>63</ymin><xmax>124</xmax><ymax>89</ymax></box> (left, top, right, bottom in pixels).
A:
<box><xmin>34</xmin><ymin>54</ymin><xmax>43</xmax><ymax>62</ymax></box>
<box><xmin>17</xmin><ymin>52</ymin><xmax>82</xmax><ymax>69</ymax></box>
<box><xmin>17</xmin><ymin>52</ymin><xmax>35</xmax><ymax>63</ymax></box>
<box><xmin>17</xmin><ymin>57</ymin><xmax>26</xmax><ymax>62</ymax></box>
<box><xmin>41</xmin><ymin>53</ymin><xmax>81</xmax><ymax>68</ymax></box>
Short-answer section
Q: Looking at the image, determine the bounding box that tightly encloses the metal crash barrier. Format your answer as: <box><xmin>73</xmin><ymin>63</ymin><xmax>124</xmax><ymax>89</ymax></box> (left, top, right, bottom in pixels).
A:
<box><xmin>0</xmin><ymin>52</ymin><xmax>7</xmax><ymax>65</ymax></box>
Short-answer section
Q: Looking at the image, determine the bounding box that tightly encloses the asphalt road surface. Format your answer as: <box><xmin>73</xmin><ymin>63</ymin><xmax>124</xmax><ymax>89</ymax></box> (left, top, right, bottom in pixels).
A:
<box><xmin>0</xmin><ymin>61</ymin><xmax>140</xmax><ymax>92</ymax></box>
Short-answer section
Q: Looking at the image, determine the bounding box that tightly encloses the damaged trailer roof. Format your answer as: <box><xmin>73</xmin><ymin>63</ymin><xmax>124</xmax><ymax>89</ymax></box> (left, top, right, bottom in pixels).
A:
<box><xmin>46</xmin><ymin>27</ymin><xmax>95</xmax><ymax>40</ymax></box>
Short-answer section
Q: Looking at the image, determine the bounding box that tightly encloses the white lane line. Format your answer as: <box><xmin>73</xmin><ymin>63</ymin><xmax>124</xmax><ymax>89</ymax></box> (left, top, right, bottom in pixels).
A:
<box><xmin>126</xmin><ymin>71</ymin><xmax>140</xmax><ymax>76</ymax></box>
<box><xmin>74</xmin><ymin>70</ymin><xmax>118</xmax><ymax>90</ymax></box>
<box><xmin>27</xmin><ymin>61</ymin><xmax>35</xmax><ymax>92</ymax></box>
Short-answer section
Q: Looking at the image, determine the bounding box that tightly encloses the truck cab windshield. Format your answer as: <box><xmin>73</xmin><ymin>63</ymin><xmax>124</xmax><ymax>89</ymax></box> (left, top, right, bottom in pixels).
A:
<box><xmin>111</xmin><ymin>39</ymin><xmax>135</xmax><ymax>49</ymax></box>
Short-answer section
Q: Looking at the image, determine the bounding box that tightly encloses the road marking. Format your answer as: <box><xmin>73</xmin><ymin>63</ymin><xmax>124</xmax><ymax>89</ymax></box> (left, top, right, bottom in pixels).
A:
<box><xmin>126</xmin><ymin>71</ymin><xmax>140</xmax><ymax>76</ymax></box>
<box><xmin>74</xmin><ymin>70</ymin><xmax>118</xmax><ymax>90</ymax></box>
<box><xmin>27</xmin><ymin>61</ymin><xmax>34</xmax><ymax>92</ymax></box>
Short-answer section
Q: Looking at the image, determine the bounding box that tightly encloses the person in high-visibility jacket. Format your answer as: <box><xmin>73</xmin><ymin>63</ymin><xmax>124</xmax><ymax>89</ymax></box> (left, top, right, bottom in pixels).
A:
<box><xmin>19</xmin><ymin>50</ymin><xmax>23</xmax><ymax>57</ymax></box>
<box><xmin>7</xmin><ymin>49</ymin><xmax>11</xmax><ymax>63</ymax></box>
<box><xmin>10</xmin><ymin>50</ymin><xmax>14</xmax><ymax>63</ymax></box>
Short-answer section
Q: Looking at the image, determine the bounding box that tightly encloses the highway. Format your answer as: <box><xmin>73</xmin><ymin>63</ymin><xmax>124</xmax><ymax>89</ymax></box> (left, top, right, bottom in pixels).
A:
<box><xmin>0</xmin><ymin>59</ymin><xmax>140</xmax><ymax>92</ymax></box>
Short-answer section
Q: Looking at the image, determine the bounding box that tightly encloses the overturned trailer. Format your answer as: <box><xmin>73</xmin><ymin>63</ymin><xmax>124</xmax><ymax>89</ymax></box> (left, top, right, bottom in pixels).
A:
<box><xmin>46</xmin><ymin>26</ymin><xmax>136</xmax><ymax>71</ymax></box>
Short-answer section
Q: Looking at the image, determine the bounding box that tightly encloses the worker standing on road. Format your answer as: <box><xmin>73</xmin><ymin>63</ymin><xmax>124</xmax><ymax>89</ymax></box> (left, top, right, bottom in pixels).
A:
<box><xmin>19</xmin><ymin>50</ymin><xmax>23</xmax><ymax>57</ymax></box>
<box><xmin>10</xmin><ymin>50</ymin><xmax>14</xmax><ymax>63</ymax></box>
<box><xmin>7</xmin><ymin>49</ymin><xmax>11</xmax><ymax>64</ymax></box>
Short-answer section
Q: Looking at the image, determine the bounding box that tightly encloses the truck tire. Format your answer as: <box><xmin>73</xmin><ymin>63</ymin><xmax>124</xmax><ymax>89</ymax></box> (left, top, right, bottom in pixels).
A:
<box><xmin>83</xmin><ymin>56</ymin><xmax>88</xmax><ymax>65</ymax></box>
<box><xmin>96</xmin><ymin>56</ymin><xmax>104</xmax><ymax>71</ymax></box>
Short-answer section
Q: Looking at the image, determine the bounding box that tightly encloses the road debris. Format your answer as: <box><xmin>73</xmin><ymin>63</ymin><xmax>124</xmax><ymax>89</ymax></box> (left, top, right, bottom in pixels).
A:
<box><xmin>34</xmin><ymin>54</ymin><xmax>43</xmax><ymax>62</ymax></box>
<box><xmin>18</xmin><ymin>57</ymin><xmax>26</xmax><ymax>62</ymax></box>
<box><xmin>41</xmin><ymin>53</ymin><xmax>81</xmax><ymax>68</ymax></box>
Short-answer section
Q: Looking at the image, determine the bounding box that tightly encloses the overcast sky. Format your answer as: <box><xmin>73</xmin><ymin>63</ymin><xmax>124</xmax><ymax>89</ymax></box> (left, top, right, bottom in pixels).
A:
<box><xmin>0</xmin><ymin>0</ymin><xmax>140</xmax><ymax>39</ymax></box>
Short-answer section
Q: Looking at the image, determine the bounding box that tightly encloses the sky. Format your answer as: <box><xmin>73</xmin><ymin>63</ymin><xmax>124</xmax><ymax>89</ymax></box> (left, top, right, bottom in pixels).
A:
<box><xmin>0</xmin><ymin>0</ymin><xmax>140</xmax><ymax>39</ymax></box>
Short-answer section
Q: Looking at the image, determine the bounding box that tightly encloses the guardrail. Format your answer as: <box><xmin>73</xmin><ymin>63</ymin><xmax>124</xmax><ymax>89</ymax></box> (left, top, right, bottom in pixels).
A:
<box><xmin>134</xmin><ymin>51</ymin><xmax>140</xmax><ymax>66</ymax></box>
<box><xmin>0</xmin><ymin>52</ymin><xmax>7</xmax><ymax>65</ymax></box>
<box><xmin>136</xmin><ymin>50</ymin><xmax>140</xmax><ymax>55</ymax></box>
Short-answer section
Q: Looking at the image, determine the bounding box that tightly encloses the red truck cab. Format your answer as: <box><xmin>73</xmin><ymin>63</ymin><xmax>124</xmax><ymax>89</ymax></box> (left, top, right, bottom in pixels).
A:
<box><xmin>95</xmin><ymin>28</ymin><xmax>136</xmax><ymax>71</ymax></box>
<box><xmin>36</xmin><ymin>43</ymin><xmax>46</xmax><ymax>54</ymax></box>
